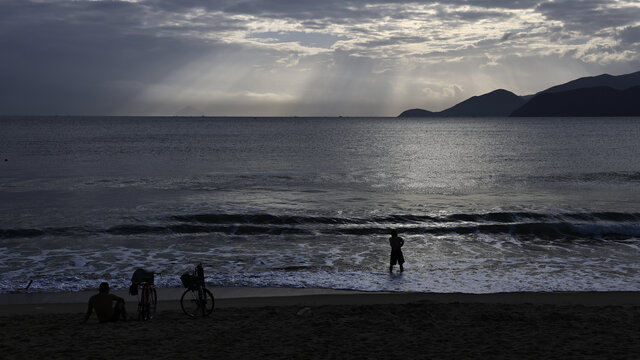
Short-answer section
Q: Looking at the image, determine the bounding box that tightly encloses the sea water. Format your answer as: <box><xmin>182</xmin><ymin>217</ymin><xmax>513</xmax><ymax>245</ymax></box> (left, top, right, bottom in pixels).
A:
<box><xmin>1</xmin><ymin>116</ymin><xmax>639</xmax><ymax>293</ymax></box>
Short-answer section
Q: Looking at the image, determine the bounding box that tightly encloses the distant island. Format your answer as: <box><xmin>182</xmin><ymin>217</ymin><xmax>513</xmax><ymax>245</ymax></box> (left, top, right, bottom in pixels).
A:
<box><xmin>399</xmin><ymin>70</ymin><xmax>640</xmax><ymax>117</ymax></box>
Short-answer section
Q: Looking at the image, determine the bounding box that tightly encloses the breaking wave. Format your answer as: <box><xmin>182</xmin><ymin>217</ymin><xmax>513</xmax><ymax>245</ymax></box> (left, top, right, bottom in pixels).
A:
<box><xmin>2</xmin><ymin>211</ymin><xmax>639</xmax><ymax>241</ymax></box>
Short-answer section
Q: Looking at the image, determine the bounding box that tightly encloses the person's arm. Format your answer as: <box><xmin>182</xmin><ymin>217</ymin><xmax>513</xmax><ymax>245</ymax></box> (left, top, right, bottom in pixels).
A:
<box><xmin>400</xmin><ymin>238</ymin><xmax>404</xmax><ymax>247</ymax></box>
<box><xmin>82</xmin><ymin>299</ymin><xmax>93</xmax><ymax>323</ymax></box>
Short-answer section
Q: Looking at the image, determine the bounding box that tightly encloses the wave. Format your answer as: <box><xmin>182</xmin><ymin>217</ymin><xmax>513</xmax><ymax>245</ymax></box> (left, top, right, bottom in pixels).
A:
<box><xmin>535</xmin><ymin>171</ymin><xmax>640</xmax><ymax>184</ymax></box>
<box><xmin>335</xmin><ymin>222</ymin><xmax>640</xmax><ymax>240</ymax></box>
<box><xmin>0</xmin><ymin>226</ymin><xmax>91</xmax><ymax>239</ymax></box>
<box><xmin>170</xmin><ymin>213</ymin><xmax>367</xmax><ymax>225</ymax></box>
<box><xmin>2</xmin><ymin>211</ymin><xmax>640</xmax><ymax>241</ymax></box>
<box><xmin>106</xmin><ymin>224</ymin><xmax>310</xmax><ymax>236</ymax></box>
<box><xmin>171</xmin><ymin>211</ymin><xmax>640</xmax><ymax>225</ymax></box>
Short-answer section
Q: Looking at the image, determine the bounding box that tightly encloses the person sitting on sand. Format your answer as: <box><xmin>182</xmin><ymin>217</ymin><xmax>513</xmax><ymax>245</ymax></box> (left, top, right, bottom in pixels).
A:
<box><xmin>82</xmin><ymin>282</ymin><xmax>127</xmax><ymax>323</ymax></box>
<box><xmin>389</xmin><ymin>230</ymin><xmax>405</xmax><ymax>272</ymax></box>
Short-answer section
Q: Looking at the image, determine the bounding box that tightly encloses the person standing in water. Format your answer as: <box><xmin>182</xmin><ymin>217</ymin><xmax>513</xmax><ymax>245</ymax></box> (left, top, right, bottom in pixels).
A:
<box><xmin>389</xmin><ymin>230</ymin><xmax>405</xmax><ymax>272</ymax></box>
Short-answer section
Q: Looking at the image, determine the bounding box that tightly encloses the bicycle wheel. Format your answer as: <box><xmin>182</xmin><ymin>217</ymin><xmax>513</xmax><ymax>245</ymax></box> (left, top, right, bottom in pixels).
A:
<box><xmin>137</xmin><ymin>285</ymin><xmax>157</xmax><ymax>321</ymax></box>
<box><xmin>181</xmin><ymin>288</ymin><xmax>214</xmax><ymax>318</ymax></box>
<box><xmin>200</xmin><ymin>288</ymin><xmax>215</xmax><ymax>317</ymax></box>
<box><xmin>137</xmin><ymin>290</ymin><xmax>146</xmax><ymax>320</ymax></box>
<box><xmin>138</xmin><ymin>286</ymin><xmax>149</xmax><ymax>321</ymax></box>
<box><xmin>148</xmin><ymin>287</ymin><xmax>157</xmax><ymax>319</ymax></box>
<box><xmin>181</xmin><ymin>289</ymin><xmax>200</xmax><ymax>318</ymax></box>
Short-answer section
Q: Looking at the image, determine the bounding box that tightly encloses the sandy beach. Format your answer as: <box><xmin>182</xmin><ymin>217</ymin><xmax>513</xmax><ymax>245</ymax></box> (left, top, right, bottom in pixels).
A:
<box><xmin>1</xmin><ymin>288</ymin><xmax>639</xmax><ymax>359</ymax></box>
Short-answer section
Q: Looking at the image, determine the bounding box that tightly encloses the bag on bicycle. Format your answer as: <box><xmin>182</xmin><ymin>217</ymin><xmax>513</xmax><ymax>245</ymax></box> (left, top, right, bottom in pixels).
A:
<box><xmin>180</xmin><ymin>272</ymin><xmax>199</xmax><ymax>290</ymax></box>
<box><xmin>128</xmin><ymin>283</ymin><xmax>138</xmax><ymax>296</ymax></box>
<box><xmin>131</xmin><ymin>268</ymin><xmax>154</xmax><ymax>284</ymax></box>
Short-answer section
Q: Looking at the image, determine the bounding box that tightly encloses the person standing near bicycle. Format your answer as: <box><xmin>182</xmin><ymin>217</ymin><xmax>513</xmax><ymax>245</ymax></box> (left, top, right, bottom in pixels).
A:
<box><xmin>82</xmin><ymin>282</ymin><xmax>127</xmax><ymax>323</ymax></box>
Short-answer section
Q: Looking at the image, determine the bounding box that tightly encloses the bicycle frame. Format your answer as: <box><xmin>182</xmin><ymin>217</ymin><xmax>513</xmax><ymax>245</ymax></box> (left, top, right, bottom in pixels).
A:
<box><xmin>136</xmin><ymin>282</ymin><xmax>156</xmax><ymax>320</ymax></box>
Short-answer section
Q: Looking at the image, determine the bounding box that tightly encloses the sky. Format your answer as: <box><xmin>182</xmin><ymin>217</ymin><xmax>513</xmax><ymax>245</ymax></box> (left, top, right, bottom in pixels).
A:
<box><xmin>1</xmin><ymin>0</ymin><xmax>640</xmax><ymax>117</ymax></box>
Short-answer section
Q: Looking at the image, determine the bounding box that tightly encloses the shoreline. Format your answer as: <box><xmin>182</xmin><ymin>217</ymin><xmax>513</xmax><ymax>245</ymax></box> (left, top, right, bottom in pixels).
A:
<box><xmin>1</xmin><ymin>287</ymin><xmax>639</xmax><ymax>316</ymax></box>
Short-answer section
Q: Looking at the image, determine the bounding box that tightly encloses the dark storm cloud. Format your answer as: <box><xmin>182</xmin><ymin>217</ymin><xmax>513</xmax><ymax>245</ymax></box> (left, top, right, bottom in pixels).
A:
<box><xmin>301</xmin><ymin>20</ymin><xmax>331</xmax><ymax>30</ymax></box>
<box><xmin>249</xmin><ymin>31</ymin><xmax>346</xmax><ymax>48</ymax></box>
<box><xmin>0</xmin><ymin>0</ymin><xmax>247</xmax><ymax>46</ymax></box>
<box><xmin>434</xmin><ymin>7</ymin><xmax>513</xmax><ymax>22</ymax></box>
<box><xmin>536</xmin><ymin>0</ymin><xmax>640</xmax><ymax>33</ymax></box>
<box><xmin>354</xmin><ymin>35</ymin><xmax>430</xmax><ymax>48</ymax></box>
<box><xmin>150</xmin><ymin>0</ymin><xmax>535</xmax><ymax>22</ymax></box>
<box><xmin>461</xmin><ymin>0</ymin><xmax>539</xmax><ymax>9</ymax></box>
<box><xmin>152</xmin><ymin>0</ymin><xmax>383</xmax><ymax>23</ymax></box>
<box><xmin>154</xmin><ymin>0</ymin><xmax>540</xmax><ymax>12</ymax></box>
<box><xmin>0</xmin><ymin>0</ymin><xmax>244</xmax><ymax>115</ymax></box>
<box><xmin>618</xmin><ymin>26</ymin><xmax>640</xmax><ymax>45</ymax></box>
<box><xmin>142</xmin><ymin>0</ymin><xmax>640</xmax><ymax>46</ymax></box>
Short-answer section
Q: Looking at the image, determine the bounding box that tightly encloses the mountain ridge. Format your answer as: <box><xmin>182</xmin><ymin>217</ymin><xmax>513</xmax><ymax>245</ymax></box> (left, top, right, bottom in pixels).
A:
<box><xmin>540</xmin><ymin>71</ymin><xmax>640</xmax><ymax>94</ymax></box>
<box><xmin>511</xmin><ymin>86</ymin><xmax>640</xmax><ymax>117</ymax></box>
<box><xmin>399</xmin><ymin>89</ymin><xmax>525</xmax><ymax>117</ymax></box>
<box><xmin>399</xmin><ymin>70</ymin><xmax>640</xmax><ymax>117</ymax></box>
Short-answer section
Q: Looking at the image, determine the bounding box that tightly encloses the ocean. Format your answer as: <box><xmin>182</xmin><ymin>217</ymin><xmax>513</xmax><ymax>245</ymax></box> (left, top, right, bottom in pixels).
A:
<box><xmin>1</xmin><ymin>116</ymin><xmax>639</xmax><ymax>294</ymax></box>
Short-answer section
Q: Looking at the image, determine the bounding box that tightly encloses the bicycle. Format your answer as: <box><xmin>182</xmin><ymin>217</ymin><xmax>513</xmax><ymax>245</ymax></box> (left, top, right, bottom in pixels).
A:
<box><xmin>180</xmin><ymin>263</ymin><xmax>214</xmax><ymax>318</ymax></box>
<box><xmin>136</xmin><ymin>281</ymin><xmax>157</xmax><ymax>320</ymax></box>
<box><xmin>130</xmin><ymin>268</ymin><xmax>157</xmax><ymax>321</ymax></box>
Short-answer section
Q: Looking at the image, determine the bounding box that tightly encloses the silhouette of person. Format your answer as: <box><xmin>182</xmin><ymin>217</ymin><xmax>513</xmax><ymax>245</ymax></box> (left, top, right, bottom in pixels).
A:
<box><xmin>82</xmin><ymin>282</ymin><xmax>127</xmax><ymax>323</ymax></box>
<box><xmin>389</xmin><ymin>229</ymin><xmax>405</xmax><ymax>272</ymax></box>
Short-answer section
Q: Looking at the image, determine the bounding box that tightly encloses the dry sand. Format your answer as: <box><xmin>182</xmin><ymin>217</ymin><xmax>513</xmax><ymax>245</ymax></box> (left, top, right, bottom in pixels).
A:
<box><xmin>1</xmin><ymin>288</ymin><xmax>639</xmax><ymax>359</ymax></box>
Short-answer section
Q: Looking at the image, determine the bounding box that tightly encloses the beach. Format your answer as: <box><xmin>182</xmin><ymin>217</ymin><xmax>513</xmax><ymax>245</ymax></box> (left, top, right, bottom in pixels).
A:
<box><xmin>1</xmin><ymin>288</ymin><xmax>639</xmax><ymax>359</ymax></box>
<box><xmin>3</xmin><ymin>117</ymin><xmax>640</xmax><ymax>359</ymax></box>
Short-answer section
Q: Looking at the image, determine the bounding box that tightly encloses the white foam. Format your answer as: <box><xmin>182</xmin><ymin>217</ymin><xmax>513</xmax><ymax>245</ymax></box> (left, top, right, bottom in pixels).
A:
<box><xmin>3</xmin><ymin>221</ymin><xmax>640</xmax><ymax>294</ymax></box>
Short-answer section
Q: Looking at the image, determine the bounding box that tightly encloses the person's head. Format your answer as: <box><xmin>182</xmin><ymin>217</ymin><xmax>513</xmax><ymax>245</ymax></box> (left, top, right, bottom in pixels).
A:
<box><xmin>390</xmin><ymin>229</ymin><xmax>398</xmax><ymax>237</ymax></box>
<box><xmin>99</xmin><ymin>282</ymin><xmax>110</xmax><ymax>294</ymax></box>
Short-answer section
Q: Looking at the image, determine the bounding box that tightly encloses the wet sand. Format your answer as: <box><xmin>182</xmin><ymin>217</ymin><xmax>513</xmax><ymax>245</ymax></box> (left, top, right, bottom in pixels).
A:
<box><xmin>1</xmin><ymin>288</ymin><xmax>639</xmax><ymax>359</ymax></box>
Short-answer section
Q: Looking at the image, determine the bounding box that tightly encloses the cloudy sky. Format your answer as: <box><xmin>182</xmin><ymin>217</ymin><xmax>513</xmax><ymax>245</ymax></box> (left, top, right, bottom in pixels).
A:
<box><xmin>1</xmin><ymin>0</ymin><xmax>639</xmax><ymax>116</ymax></box>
